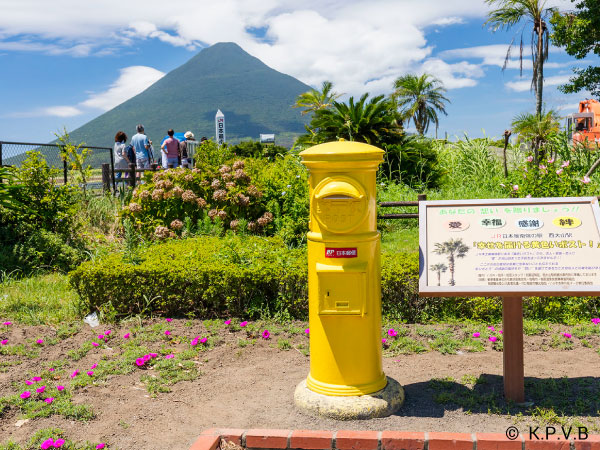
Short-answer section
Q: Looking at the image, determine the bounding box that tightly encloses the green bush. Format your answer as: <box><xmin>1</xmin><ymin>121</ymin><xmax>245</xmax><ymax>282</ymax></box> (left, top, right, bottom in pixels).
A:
<box><xmin>230</xmin><ymin>140</ymin><xmax>289</xmax><ymax>161</ymax></box>
<box><xmin>70</xmin><ymin>235</ymin><xmax>600</xmax><ymax>322</ymax></box>
<box><xmin>381</xmin><ymin>136</ymin><xmax>442</xmax><ymax>188</ymax></box>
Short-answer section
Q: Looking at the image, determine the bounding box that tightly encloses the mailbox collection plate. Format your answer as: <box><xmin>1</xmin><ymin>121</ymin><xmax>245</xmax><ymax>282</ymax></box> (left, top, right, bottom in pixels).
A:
<box><xmin>325</xmin><ymin>248</ymin><xmax>358</xmax><ymax>258</ymax></box>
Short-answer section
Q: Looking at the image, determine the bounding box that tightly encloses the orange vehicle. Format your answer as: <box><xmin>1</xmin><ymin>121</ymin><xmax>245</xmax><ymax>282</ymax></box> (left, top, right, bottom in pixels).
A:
<box><xmin>566</xmin><ymin>99</ymin><xmax>600</xmax><ymax>146</ymax></box>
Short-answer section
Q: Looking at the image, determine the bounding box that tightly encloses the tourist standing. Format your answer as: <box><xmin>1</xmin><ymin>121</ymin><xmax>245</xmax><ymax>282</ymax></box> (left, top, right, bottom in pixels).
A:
<box><xmin>179</xmin><ymin>131</ymin><xmax>194</xmax><ymax>167</ymax></box>
<box><xmin>113</xmin><ymin>131</ymin><xmax>129</xmax><ymax>179</ymax></box>
<box><xmin>131</xmin><ymin>124</ymin><xmax>152</xmax><ymax>169</ymax></box>
<box><xmin>161</xmin><ymin>129</ymin><xmax>180</xmax><ymax>168</ymax></box>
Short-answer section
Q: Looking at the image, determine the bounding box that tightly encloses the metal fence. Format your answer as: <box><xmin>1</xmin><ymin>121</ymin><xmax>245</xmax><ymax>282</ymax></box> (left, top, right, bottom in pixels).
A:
<box><xmin>0</xmin><ymin>141</ymin><xmax>114</xmax><ymax>188</ymax></box>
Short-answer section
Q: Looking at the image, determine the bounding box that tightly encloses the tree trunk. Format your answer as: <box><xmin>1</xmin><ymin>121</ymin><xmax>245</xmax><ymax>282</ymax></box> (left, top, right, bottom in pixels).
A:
<box><xmin>437</xmin><ymin>271</ymin><xmax>441</xmax><ymax>286</ymax></box>
<box><xmin>535</xmin><ymin>27</ymin><xmax>544</xmax><ymax>117</ymax></box>
<box><xmin>449</xmin><ymin>255</ymin><xmax>455</xmax><ymax>286</ymax></box>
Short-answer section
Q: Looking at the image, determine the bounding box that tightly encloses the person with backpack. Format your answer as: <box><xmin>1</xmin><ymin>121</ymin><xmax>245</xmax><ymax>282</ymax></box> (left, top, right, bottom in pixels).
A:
<box><xmin>131</xmin><ymin>124</ymin><xmax>152</xmax><ymax>169</ymax></box>
<box><xmin>113</xmin><ymin>131</ymin><xmax>129</xmax><ymax>180</ymax></box>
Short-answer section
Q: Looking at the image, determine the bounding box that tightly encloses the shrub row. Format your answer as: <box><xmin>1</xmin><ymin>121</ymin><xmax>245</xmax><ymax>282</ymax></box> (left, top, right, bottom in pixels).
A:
<box><xmin>70</xmin><ymin>236</ymin><xmax>600</xmax><ymax>323</ymax></box>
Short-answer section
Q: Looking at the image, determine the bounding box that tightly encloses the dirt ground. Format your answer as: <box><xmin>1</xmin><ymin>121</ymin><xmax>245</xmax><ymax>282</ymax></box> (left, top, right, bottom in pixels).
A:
<box><xmin>1</xmin><ymin>320</ymin><xmax>599</xmax><ymax>450</ymax></box>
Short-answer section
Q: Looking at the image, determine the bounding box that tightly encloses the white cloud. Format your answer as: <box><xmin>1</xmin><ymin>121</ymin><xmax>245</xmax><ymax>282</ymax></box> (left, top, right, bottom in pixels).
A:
<box><xmin>505</xmin><ymin>74</ymin><xmax>572</xmax><ymax>92</ymax></box>
<box><xmin>80</xmin><ymin>66</ymin><xmax>165</xmax><ymax>111</ymax></box>
<box><xmin>421</xmin><ymin>58</ymin><xmax>485</xmax><ymax>89</ymax></box>
<box><xmin>4</xmin><ymin>105</ymin><xmax>83</xmax><ymax>118</ymax></box>
<box><xmin>430</xmin><ymin>16</ymin><xmax>465</xmax><ymax>26</ymax></box>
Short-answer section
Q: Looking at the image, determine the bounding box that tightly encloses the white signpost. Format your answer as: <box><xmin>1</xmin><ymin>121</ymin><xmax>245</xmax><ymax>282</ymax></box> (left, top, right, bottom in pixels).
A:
<box><xmin>215</xmin><ymin>109</ymin><xmax>226</xmax><ymax>145</ymax></box>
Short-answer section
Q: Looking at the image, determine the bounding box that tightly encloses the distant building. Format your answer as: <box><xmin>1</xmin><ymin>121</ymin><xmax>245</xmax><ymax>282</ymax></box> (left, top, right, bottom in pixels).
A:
<box><xmin>260</xmin><ymin>133</ymin><xmax>275</xmax><ymax>144</ymax></box>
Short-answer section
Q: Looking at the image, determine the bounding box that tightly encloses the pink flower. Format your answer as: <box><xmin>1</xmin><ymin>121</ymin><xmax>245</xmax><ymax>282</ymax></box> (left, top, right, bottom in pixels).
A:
<box><xmin>123</xmin><ymin>333</ymin><xmax>130</xmax><ymax>339</ymax></box>
<box><xmin>487</xmin><ymin>326</ymin><xmax>495</xmax><ymax>331</ymax></box>
<box><xmin>526</xmin><ymin>194</ymin><xmax>532</xmax><ymax>198</ymax></box>
<box><xmin>104</xmin><ymin>330</ymin><xmax>111</xmax><ymax>335</ymax></box>
<box><xmin>489</xmin><ymin>336</ymin><xmax>498</xmax><ymax>342</ymax></box>
<box><xmin>142</xmin><ymin>354</ymin><xmax>151</xmax><ymax>362</ymax></box>
<box><xmin>32</xmin><ymin>376</ymin><xmax>41</xmax><ymax>381</ymax></box>
<box><xmin>41</xmin><ymin>438</ymin><xmax>54</xmax><ymax>449</ymax></box>
<box><xmin>592</xmin><ymin>318</ymin><xmax>600</xmax><ymax>325</ymax></box>
<box><xmin>56</xmin><ymin>385</ymin><xmax>65</xmax><ymax>391</ymax></box>
<box><xmin>526</xmin><ymin>156</ymin><xmax>534</xmax><ymax>162</ymax></box>
<box><xmin>304</xmin><ymin>328</ymin><xmax>309</xmax><ymax>335</ymax></box>
<box><xmin>36</xmin><ymin>339</ymin><xmax>44</xmax><ymax>344</ymax></box>
<box><xmin>1</xmin><ymin>339</ymin><xmax>7</xmax><ymax>345</ymax></box>
<box><xmin>562</xmin><ymin>160</ymin><xmax>570</xmax><ymax>168</ymax></box>
<box><xmin>166</xmin><ymin>318</ymin><xmax>173</xmax><ymax>322</ymax></box>
<box><xmin>97</xmin><ymin>335</ymin><xmax>104</xmax><ymax>340</ymax></box>
<box><xmin>199</xmin><ymin>337</ymin><xmax>208</xmax><ymax>344</ymax></box>
<box><xmin>224</xmin><ymin>319</ymin><xmax>231</xmax><ymax>325</ymax></box>
<box><xmin>53</xmin><ymin>438</ymin><xmax>65</xmax><ymax>448</ymax></box>
<box><xmin>164</xmin><ymin>330</ymin><xmax>171</xmax><ymax>336</ymax></box>
<box><xmin>562</xmin><ymin>332</ymin><xmax>572</xmax><ymax>339</ymax></box>
<box><xmin>90</xmin><ymin>363</ymin><xmax>97</xmax><ymax>369</ymax></box>
<box><xmin>582</xmin><ymin>176</ymin><xmax>591</xmax><ymax>184</ymax></box>
<box><xmin>36</xmin><ymin>386</ymin><xmax>46</xmax><ymax>393</ymax></box>
<box><xmin>2</xmin><ymin>321</ymin><xmax>11</xmax><ymax>326</ymax></box>
<box><xmin>262</xmin><ymin>330</ymin><xmax>270</xmax><ymax>340</ymax></box>
<box><xmin>382</xmin><ymin>338</ymin><xmax>387</xmax><ymax>344</ymax></box>
<box><xmin>512</xmin><ymin>185</ymin><xmax>518</xmax><ymax>191</ymax></box>
<box><xmin>165</xmin><ymin>354</ymin><xmax>175</xmax><ymax>359</ymax></box>
<box><xmin>190</xmin><ymin>337</ymin><xmax>199</xmax><ymax>346</ymax></box>
<box><xmin>149</xmin><ymin>353</ymin><xmax>158</xmax><ymax>358</ymax></box>
<box><xmin>44</xmin><ymin>397</ymin><xmax>54</xmax><ymax>404</ymax></box>
<box><xmin>70</xmin><ymin>370</ymin><xmax>79</xmax><ymax>378</ymax></box>
<box><xmin>556</xmin><ymin>168</ymin><xmax>563</xmax><ymax>175</ymax></box>
<box><xmin>539</xmin><ymin>164</ymin><xmax>547</xmax><ymax>170</ymax></box>
<box><xmin>20</xmin><ymin>391</ymin><xmax>31</xmax><ymax>399</ymax></box>
<box><xmin>92</xmin><ymin>342</ymin><xmax>99</xmax><ymax>347</ymax></box>
<box><xmin>499</xmin><ymin>330</ymin><xmax>503</xmax><ymax>334</ymax></box>
<box><xmin>87</xmin><ymin>371</ymin><xmax>94</xmax><ymax>376</ymax></box>
<box><xmin>49</xmin><ymin>368</ymin><xmax>54</xmax><ymax>372</ymax></box>
<box><xmin>387</xmin><ymin>328</ymin><xmax>398</xmax><ymax>337</ymax></box>
<box><xmin>547</xmin><ymin>157</ymin><xmax>555</xmax><ymax>164</ymax></box>
<box><xmin>135</xmin><ymin>358</ymin><xmax>144</xmax><ymax>367</ymax></box>
<box><xmin>96</xmin><ymin>444</ymin><xmax>106</xmax><ymax>449</ymax></box>
<box><xmin>26</xmin><ymin>380</ymin><xmax>34</xmax><ymax>385</ymax></box>
<box><xmin>472</xmin><ymin>332</ymin><xmax>480</xmax><ymax>338</ymax></box>
<box><xmin>240</xmin><ymin>321</ymin><xmax>248</xmax><ymax>327</ymax></box>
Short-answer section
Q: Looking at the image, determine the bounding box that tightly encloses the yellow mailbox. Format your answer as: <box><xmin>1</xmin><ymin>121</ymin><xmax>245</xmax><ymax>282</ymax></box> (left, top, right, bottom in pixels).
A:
<box><xmin>300</xmin><ymin>139</ymin><xmax>386</xmax><ymax>397</ymax></box>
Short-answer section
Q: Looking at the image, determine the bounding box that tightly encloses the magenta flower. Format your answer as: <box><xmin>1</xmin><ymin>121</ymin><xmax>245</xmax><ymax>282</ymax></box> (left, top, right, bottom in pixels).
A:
<box><xmin>105</xmin><ymin>330</ymin><xmax>111</xmax><ymax>335</ymax></box>
<box><xmin>90</xmin><ymin>363</ymin><xmax>97</xmax><ymax>369</ymax></box>
<box><xmin>32</xmin><ymin>376</ymin><xmax>41</xmax><ymax>381</ymax></box>
<box><xmin>56</xmin><ymin>385</ymin><xmax>65</xmax><ymax>391</ymax></box>
<box><xmin>304</xmin><ymin>328</ymin><xmax>309</xmax><ymax>335</ymax></box>
<box><xmin>87</xmin><ymin>371</ymin><xmax>94</xmax><ymax>376</ymax></box>
<box><xmin>2</xmin><ymin>321</ymin><xmax>11</xmax><ymax>326</ymax></box>
<box><xmin>92</xmin><ymin>342</ymin><xmax>99</xmax><ymax>347</ymax></box>
<box><xmin>25</xmin><ymin>380</ymin><xmax>34</xmax><ymax>385</ymax></box>
<box><xmin>165</xmin><ymin>354</ymin><xmax>175</xmax><ymax>359</ymax></box>
<box><xmin>166</xmin><ymin>318</ymin><xmax>173</xmax><ymax>322</ymax></box>
<box><xmin>487</xmin><ymin>326</ymin><xmax>495</xmax><ymax>331</ymax></box>
<box><xmin>99</xmin><ymin>335</ymin><xmax>106</xmax><ymax>341</ymax></box>
<box><xmin>472</xmin><ymin>332</ymin><xmax>480</xmax><ymax>338</ymax></box>
<box><xmin>70</xmin><ymin>370</ymin><xmax>79</xmax><ymax>378</ymax></box>
<box><xmin>96</xmin><ymin>444</ymin><xmax>106</xmax><ymax>449</ymax></box>
<box><xmin>123</xmin><ymin>333</ymin><xmax>130</xmax><ymax>339</ymax></box>
<box><xmin>489</xmin><ymin>336</ymin><xmax>498</xmax><ymax>342</ymax></box>
<box><xmin>190</xmin><ymin>337</ymin><xmax>199</xmax><ymax>346</ymax></box>
<box><xmin>53</xmin><ymin>438</ymin><xmax>65</xmax><ymax>447</ymax></box>
<box><xmin>200</xmin><ymin>337</ymin><xmax>208</xmax><ymax>344</ymax></box>
<box><xmin>1</xmin><ymin>339</ymin><xmax>7</xmax><ymax>345</ymax></box>
<box><xmin>44</xmin><ymin>397</ymin><xmax>54</xmax><ymax>404</ymax></box>
<box><xmin>149</xmin><ymin>353</ymin><xmax>158</xmax><ymax>358</ymax></box>
<box><xmin>240</xmin><ymin>321</ymin><xmax>248</xmax><ymax>327</ymax></box>
<box><xmin>48</xmin><ymin>368</ymin><xmax>54</xmax><ymax>372</ymax></box>
<box><xmin>142</xmin><ymin>354</ymin><xmax>151</xmax><ymax>362</ymax></box>
<box><xmin>164</xmin><ymin>330</ymin><xmax>171</xmax><ymax>336</ymax></box>
<box><xmin>562</xmin><ymin>332</ymin><xmax>572</xmax><ymax>339</ymax></box>
<box><xmin>224</xmin><ymin>319</ymin><xmax>231</xmax><ymax>325</ymax></box>
<box><xmin>387</xmin><ymin>328</ymin><xmax>398</xmax><ymax>337</ymax></box>
<box><xmin>36</xmin><ymin>386</ymin><xmax>46</xmax><ymax>393</ymax></box>
<box><xmin>382</xmin><ymin>338</ymin><xmax>387</xmax><ymax>344</ymax></box>
<box><xmin>135</xmin><ymin>358</ymin><xmax>144</xmax><ymax>367</ymax></box>
<box><xmin>20</xmin><ymin>391</ymin><xmax>31</xmax><ymax>399</ymax></box>
<box><xmin>41</xmin><ymin>438</ymin><xmax>54</xmax><ymax>449</ymax></box>
<box><xmin>499</xmin><ymin>330</ymin><xmax>503</xmax><ymax>334</ymax></box>
<box><xmin>36</xmin><ymin>339</ymin><xmax>44</xmax><ymax>344</ymax></box>
<box><xmin>262</xmin><ymin>330</ymin><xmax>270</xmax><ymax>340</ymax></box>
<box><xmin>592</xmin><ymin>318</ymin><xmax>600</xmax><ymax>325</ymax></box>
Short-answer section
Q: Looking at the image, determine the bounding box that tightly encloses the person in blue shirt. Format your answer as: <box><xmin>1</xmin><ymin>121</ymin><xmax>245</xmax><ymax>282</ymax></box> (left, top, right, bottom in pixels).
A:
<box><xmin>130</xmin><ymin>124</ymin><xmax>152</xmax><ymax>168</ymax></box>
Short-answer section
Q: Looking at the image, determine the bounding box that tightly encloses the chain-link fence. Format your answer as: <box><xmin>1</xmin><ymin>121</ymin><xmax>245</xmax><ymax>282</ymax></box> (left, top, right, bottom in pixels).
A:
<box><xmin>0</xmin><ymin>141</ymin><xmax>113</xmax><ymax>189</ymax></box>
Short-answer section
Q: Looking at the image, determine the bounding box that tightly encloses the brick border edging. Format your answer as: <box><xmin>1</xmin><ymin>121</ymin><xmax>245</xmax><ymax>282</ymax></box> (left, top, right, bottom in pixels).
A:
<box><xmin>191</xmin><ymin>429</ymin><xmax>600</xmax><ymax>450</ymax></box>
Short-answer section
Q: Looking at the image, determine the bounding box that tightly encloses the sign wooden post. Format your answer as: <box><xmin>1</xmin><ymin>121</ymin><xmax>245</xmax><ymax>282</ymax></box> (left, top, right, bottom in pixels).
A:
<box><xmin>419</xmin><ymin>197</ymin><xmax>600</xmax><ymax>402</ymax></box>
<box><xmin>502</xmin><ymin>296</ymin><xmax>524</xmax><ymax>403</ymax></box>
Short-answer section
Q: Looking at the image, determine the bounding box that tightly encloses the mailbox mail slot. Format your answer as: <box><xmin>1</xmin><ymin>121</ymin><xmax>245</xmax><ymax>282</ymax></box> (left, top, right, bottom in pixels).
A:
<box><xmin>314</xmin><ymin>177</ymin><xmax>368</xmax><ymax>233</ymax></box>
<box><xmin>317</xmin><ymin>262</ymin><xmax>367</xmax><ymax>316</ymax></box>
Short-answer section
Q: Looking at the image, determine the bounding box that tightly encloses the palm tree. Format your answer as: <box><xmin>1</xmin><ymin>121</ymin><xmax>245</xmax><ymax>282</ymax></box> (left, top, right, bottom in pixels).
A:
<box><xmin>485</xmin><ymin>0</ymin><xmax>557</xmax><ymax>117</ymax></box>
<box><xmin>433</xmin><ymin>238</ymin><xmax>470</xmax><ymax>286</ymax></box>
<box><xmin>310</xmin><ymin>93</ymin><xmax>403</xmax><ymax>145</ymax></box>
<box><xmin>293</xmin><ymin>81</ymin><xmax>341</xmax><ymax>115</ymax></box>
<box><xmin>393</xmin><ymin>73</ymin><xmax>450</xmax><ymax>136</ymax></box>
<box><xmin>429</xmin><ymin>263</ymin><xmax>448</xmax><ymax>286</ymax></box>
<box><xmin>511</xmin><ymin>109</ymin><xmax>560</xmax><ymax>162</ymax></box>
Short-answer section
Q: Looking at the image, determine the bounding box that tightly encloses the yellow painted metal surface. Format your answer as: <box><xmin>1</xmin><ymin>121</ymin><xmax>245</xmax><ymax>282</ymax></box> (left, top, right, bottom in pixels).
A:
<box><xmin>300</xmin><ymin>140</ymin><xmax>386</xmax><ymax>396</ymax></box>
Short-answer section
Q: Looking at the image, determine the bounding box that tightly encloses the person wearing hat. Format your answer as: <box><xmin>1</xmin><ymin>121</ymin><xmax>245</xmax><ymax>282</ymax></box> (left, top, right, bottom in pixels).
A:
<box><xmin>179</xmin><ymin>131</ymin><xmax>195</xmax><ymax>167</ymax></box>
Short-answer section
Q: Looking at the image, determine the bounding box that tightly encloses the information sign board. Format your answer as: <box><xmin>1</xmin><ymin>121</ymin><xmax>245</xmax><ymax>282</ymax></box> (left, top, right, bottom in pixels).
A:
<box><xmin>419</xmin><ymin>197</ymin><xmax>600</xmax><ymax>296</ymax></box>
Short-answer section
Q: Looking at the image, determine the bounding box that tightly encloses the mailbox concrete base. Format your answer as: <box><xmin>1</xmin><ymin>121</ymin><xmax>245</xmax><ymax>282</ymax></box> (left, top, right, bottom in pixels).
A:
<box><xmin>294</xmin><ymin>377</ymin><xmax>404</xmax><ymax>420</ymax></box>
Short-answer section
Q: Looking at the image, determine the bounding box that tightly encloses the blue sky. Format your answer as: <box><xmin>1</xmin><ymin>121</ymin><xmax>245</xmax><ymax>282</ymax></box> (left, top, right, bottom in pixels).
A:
<box><xmin>0</xmin><ymin>0</ymin><xmax>596</xmax><ymax>144</ymax></box>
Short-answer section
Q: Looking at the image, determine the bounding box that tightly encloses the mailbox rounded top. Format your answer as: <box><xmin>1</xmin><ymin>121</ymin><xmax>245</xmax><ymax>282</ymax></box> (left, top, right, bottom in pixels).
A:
<box><xmin>300</xmin><ymin>140</ymin><xmax>384</xmax><ymax>163</ymax></box>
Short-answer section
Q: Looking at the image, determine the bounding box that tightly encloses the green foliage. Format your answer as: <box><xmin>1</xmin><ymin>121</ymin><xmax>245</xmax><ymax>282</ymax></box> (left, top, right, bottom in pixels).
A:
<box><xmin>230</xmin><ymin>140</ymin><xmax>289</xmax><ymax>161</ymax></box>
<box><xmin>0</xmin><ymin>167</ymin><xmax>23</xmax><ymax>211</ymax></box>
<box><xmin>293</xmin><ymin>80</ymin><xmax>341</xmax><ymax>116</ymax></box>
<box><xmin>551</xmin><ymin>0</ymin><xmax>600</xmax><ymax>96</ymax></box>
<box><xmin>0</xmin><ymin>151</ymin><xmax>84</xmax><ymax>273</ymax></box>
<box><xmin>393</xmin><ymin>73</ymin><xmax>450</xmax><ymax>135</ymax></box>
<box><xmin>511</xmin><ymin>110</ymin><xmax>561</xmax><ymax>161</ymax></box>
<box><xmin>380</xmin><ymin>135</ymin><xmax>442</xmax><ymax>188</ymax></box>
<box><xmin>56</xmin><ymin>128</ymin><xmax>92</xmax><ymax>196</ymax></box>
